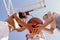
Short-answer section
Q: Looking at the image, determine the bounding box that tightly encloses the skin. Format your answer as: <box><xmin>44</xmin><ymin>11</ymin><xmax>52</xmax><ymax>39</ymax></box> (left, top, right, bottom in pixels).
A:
<box><xmin>37</xmin><ymin>17</ymin><xmax>53</xmax><ymax>32</ymax></box>
<box><xmin>37</xmin><ymin>12</ymin><xmax>56</xmax><ymax>34</ymax></box>
<box><xmin>5</xmin><ymin>10</ymin><xmax>34</xmax><ymax>32</ymax></box>
<box><xmin>43</xmin><ymin>12</ymin><xmax>56</xmax><ymax>34</ymax></box>
<box><xmin>13</xmin><ymin>14</ymin><xmax>34</xmax><ymax>32</ymax></box>
<box><xmin>5</xmin><ymin>13</ymin><xmax>27</xmax><ymax>32</ymax></box>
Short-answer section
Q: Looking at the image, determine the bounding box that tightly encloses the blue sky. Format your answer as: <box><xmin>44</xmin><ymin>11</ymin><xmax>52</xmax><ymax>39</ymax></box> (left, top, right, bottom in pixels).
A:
<box><xmin>0</xmin><ymin>0</ymin><xmax>60</xmax><ymax>40</ymax></box>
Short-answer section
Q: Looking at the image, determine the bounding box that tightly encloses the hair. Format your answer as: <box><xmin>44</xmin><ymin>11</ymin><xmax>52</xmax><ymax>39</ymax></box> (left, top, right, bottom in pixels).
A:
<box><xmin>19</xmin><ymin>12</ymin><xmax>26</xmax><ymax>18</ymax></box>
<box><xmin>44</xmin><ymin>14</ymin><xmax>48</xmax><ymax>17</ymax></box>
<box><xmin>43</xmin><ymin>14</ymin><xmax>48</xmax><ymax>20</ymax></box>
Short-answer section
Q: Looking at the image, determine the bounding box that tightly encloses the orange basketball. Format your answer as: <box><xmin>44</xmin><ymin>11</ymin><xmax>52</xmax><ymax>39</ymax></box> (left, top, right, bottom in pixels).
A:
<box><xmin>27</xmin><ymin>18</ymin><xmax>43</xmax><ymax>26</ymax></box>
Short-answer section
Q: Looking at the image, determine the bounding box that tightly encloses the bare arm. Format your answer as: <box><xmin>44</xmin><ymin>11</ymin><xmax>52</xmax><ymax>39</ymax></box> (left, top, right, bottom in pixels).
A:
<box><xmin>43</xmin><ymin>27</ymin><xmax>55</xmax><ymax>34</ymax></box>
<box><xmin>43</xmin><ymin>13</ymin><xmax>56</xmax><ymax>34</ymax></box>
<box><xmin>16</xmin><ymin>26</ymin><xmax>26</xmax><ymax>32</ymax></box>
<box><xmin>13</xmin><ymin>14</ymin><xmax>33</xmax><ymax>32</ymax></box>
<box><xmin>43</xmin><ymin>19</ymin><xmax>56</xmax><ymax>34</ymax></box>
<box><xmin>6</xmin><ymin>13</ymin><xmax>27</xmax><ymax>32</ymax></box>
<box><xmin>37</xmin><ymin>18</ymin><xmax>53</xmax><ymax>31</ymax></box>
<box><xmin>14</xmin><ymin>14</ymin><xmax>27</xmax><ymax>28</ymax></box>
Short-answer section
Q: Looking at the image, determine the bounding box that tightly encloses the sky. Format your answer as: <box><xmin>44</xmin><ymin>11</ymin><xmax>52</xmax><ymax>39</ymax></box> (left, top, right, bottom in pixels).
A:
<box><xmin>0</xmin><ymin>0</ymin><xmax>60</xmax><ymax>40</ymax></box>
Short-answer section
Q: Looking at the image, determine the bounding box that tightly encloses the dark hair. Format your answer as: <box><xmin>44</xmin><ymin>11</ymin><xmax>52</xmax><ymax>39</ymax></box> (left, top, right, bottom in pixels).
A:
<box><xmin>44</xmin><ymin>14</ymin><xmax>48</xmax><ymax>18</ymax></box>
<box><xmin>44</xmin><ymin>14</ymin><xmax>48</xmax><ymax>16</ymax></box>
<box><xmin>19</xmin><ymin>12</ymin><xmax>26</xmax><ymax>18</ymax></box>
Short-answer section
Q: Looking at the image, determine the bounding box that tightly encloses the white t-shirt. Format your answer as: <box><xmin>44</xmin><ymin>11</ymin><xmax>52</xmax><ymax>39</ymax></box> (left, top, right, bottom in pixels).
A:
<box><xmin>0</xmin><ymin>21</ymin><xmax>9</xmax><ymax>40</ymax></box>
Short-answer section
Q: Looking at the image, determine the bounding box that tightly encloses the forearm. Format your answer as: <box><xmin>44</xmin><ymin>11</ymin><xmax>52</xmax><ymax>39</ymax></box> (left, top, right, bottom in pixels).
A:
<box><xmin>43</xmin><ymin>28</ymin><xmax>54</xmax><ymax>34</ymax></box>
<box><xmin>43</xmin><ymin>18</ymin><xmax>53</xmax><ymax>27</ymax></box>
<box><xmin>17</xmin><ymin>20</ymin><xmax>33</xmax><ymax>31</ymax></box>
<box><xmin>16</xmin><ymin>27</ymin><xmax>26</xmax><ymax>32</ymax></box>
<box><xmin>38</xmin><ymin>18</ymin><xmax>53</xmax><ymax>31</ymax></box>
<box><xmin>43</xmin><ymin>21</ymin><xmax>56</xmax><ymax>34</ymax></box>
<box><xmin>13</xmin><ymin>14</ymin><xmax>33</xmax><ymax>31</ymax></box>
<box><xmin>13</xmin><ymin>14</ymin><xmax>27</xmax><ymax>27</ymax></box>
<box><xmin>38</xmin><ymin>25</ymin><xmax>45</xmax><ymax>31</ymax></box>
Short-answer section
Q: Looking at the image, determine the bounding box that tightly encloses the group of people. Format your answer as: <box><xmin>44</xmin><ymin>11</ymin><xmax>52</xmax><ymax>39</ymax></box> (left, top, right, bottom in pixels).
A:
<box><xmin>0</xmin><ymin>10</ymin><xmax>60</xmax><ymax>40</ymax></box>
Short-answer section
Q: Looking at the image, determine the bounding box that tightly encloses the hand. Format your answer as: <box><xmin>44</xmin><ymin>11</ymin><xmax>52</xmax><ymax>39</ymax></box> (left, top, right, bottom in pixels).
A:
<box><xmin>36</xmin><ymin>24</ymin><xmax>45</xmax><ymax>31</ymax></box>
<box><xmin>33</xmin><ymin>28</ymin><xmax>38</xmax><ymax>33</ymax></box>
<box><xmin>36</xmin><ymin>24</ymin><xmax>43</xmax><ymax>27</ymax></box>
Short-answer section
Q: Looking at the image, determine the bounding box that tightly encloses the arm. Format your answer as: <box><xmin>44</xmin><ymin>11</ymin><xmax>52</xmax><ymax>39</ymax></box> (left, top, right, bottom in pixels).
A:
<box><xmin>43</xmin><ymin>19</ymin><xmax>56</xmax><ymax>34</ymax></box>
<box><xmin>13</xmin><ymin>14</ymin><xmax>27</xmax><ymax>28</ymax></box>
<box><xmin>43</xmin><ymin>13</ymin><xmax>56</xmax><ymax>34</ymax></box>
<box><xmin>43</xmin><ymin>27</ymin><xmax>55</xmax><ymax>34</ymax></box>
<box><xmin>37</xmin><ymin>18</ymin><xmax>53</xmax><ymax>31</ymax></box>
<box><xmin>7</xmin><ymin>13</ymin><xmax>27</xmax><ymax>32</ymax></box>
<box><xmin>16</xmin><ymin>26</ymin><xmax>26</xmax><ymax>32</ymax></box>
<box><xmin>13</xmin><ymin>14</ymin><xmax>33</xmax><ymax>32</ymax></box>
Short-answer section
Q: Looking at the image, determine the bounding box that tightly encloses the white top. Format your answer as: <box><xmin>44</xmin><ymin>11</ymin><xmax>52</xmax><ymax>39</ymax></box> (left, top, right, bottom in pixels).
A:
<box><xmin>0</xmin><ymin>21</ymin><xmax>9</xmax><ymax>40</ymax></box>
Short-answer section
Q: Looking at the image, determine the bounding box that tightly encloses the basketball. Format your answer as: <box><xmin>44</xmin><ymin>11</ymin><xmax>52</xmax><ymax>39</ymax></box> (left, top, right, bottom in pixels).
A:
<box><xmin>27</xmin><ymin>18</ymin><xmax>43</xmax><ymax>26</ymax></box>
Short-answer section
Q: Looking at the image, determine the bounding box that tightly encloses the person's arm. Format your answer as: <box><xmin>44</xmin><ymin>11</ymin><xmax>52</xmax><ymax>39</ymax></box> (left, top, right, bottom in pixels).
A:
<box><xmin>43</xmin><ymin>13</ymin><xmax>56</xmax><ymax>34</ymax></box>
<box><xmin>15</xmin><ymin>26</ymin><xmax>26</xmax><ymax>32</ymax></box>
<box><xmin>43</xmin><ymin>20</ymin><xmax>56</xmax><ymax>34</ymax></box>
<box><xmin>43</xmin><ymin>27</ymin><xmax>55</xmax><ymax>34</ymax></box>
<box><xmin>13</xmin><ymin>14</ymin><xmax>27</xmax><ymax>27</ymax></box>
<box><xmin>37</xmin><ymin>18</ymin><xmax>53</xmax><ymax>31</ymax></box>
<box><xmin>13</xmin><ymin>14</ymin><xmax>33</xmax><ymax>32</ymax></box>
